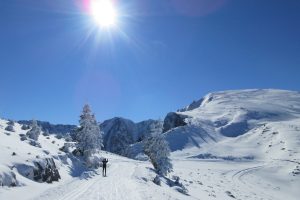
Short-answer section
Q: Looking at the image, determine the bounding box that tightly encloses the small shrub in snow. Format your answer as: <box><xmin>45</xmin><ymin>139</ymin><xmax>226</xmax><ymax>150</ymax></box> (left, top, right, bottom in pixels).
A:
<box><xmin>21</xmin><ymin>124</ymin><xmax>30</xmax><ymax>130</ymax></box>
<box><xmin>29</xmin><ymin>140</ymin><xmax>41</xmax><ymax>148</ymax></box>
<box><xmin>20</xmin><ymin>136</ymin><xmax>27</xmax><ymax>141</ymax></box>
<box><xmin>143</xmin><ymin>135</ymin><xmax>173</xmax><ymax>176</ymax></box>
<box><xmin>26</xmin><ymin>120</ymin><xmax>41</xmax><ymax>141</ymax></box>
<box><xmin>12</xmin><ymin>152</ymin><xmax>17</xmax><ymax>156</ymax></box>
<box><xmin>167</xmin><ymin>176</ymin><xmax>189</xmax><ymax>195</ymax></box>
<box><xmin>174</xmin><ymin>186</ymin><xmax>189</xmax><ymax>195</ymax></box>
<box><xmin>7</xmin><ymin>120</ymin><xmax>15</xmax><ymax>126</ymax></box>
<box><xmin>42</xmin><ymin>130</ymin><xmax>50</xmax><ymax>136</ymax></box>
<box><xmin>169</xmin><ymin>176</ymin><xmax>184</xmax><ymax>187</ymax></box>
<box><xmin>55</xmin><ymin>134</ymin><xmax>63</xmax><ymax>139</ymax></box>
<box><xmin>5</xmin><ymin>125</ymin><xmax>15</xmax><ymax>132</ymax></box>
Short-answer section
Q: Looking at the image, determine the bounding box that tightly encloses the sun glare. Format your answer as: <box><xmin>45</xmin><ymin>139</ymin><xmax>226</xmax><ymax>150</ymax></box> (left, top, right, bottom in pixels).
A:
<box><xmin>90</xmin><ymin>0</ymin><xmax>117</xmax><ymax>28</ymax></box>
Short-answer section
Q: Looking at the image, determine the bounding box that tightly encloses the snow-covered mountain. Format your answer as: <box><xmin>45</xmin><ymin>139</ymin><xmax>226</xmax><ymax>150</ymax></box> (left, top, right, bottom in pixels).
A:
<box><xmin>163</xmin><ymin>89</ymin><xmax>300</xmax><ymax>160</ymax></box>
<box><xmin>101</xmin><ymin>117</ymin><xmax>163</xmax><ymax>155</ymax></box>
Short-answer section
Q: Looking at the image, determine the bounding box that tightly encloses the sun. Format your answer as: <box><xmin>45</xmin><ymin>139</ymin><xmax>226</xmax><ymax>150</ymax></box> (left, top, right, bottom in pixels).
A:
<box><xmin>90</xmin><ymin>0</ymin><xmax>117</xmax><ymax>28</ymax></box>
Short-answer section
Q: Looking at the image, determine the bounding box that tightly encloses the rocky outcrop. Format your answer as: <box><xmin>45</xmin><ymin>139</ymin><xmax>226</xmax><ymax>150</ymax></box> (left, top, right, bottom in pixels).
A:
<box><xmin>177</xmin><ymin>98</ymin><xmax>204</xmax><ymax>112</ymax></box>
<box><xmin>17</xmin><ymin>158</ymin><xmax>60</xmax><ymax>183</ymax></box>
<box><xmin>5</xmin><ymin>125</ymin><xmax>15</xmax><ymax>132</ymax></box>
<box><xmin>163</xmin><ymin>112</ymin><xmax>188</xmax><ymax>133</ymax></box>
<box><xmin>0</xmin><ymin>170</ymin><xmax>18</xmax><ymax>187</ymax></box>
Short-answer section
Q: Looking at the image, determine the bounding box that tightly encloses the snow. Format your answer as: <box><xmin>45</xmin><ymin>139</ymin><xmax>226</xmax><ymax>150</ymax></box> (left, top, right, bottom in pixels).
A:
<box><xmin>165</xmin><ymin>89</ymin><xmax>300</xmax><ymax>159</ymax></box>
<box><xmin>0</xmin><ymin>119</ymin><xmax>65</xmax><ymax>167</ymax></box>
<box><xmin>2</xmin><ymin>153</ymin><xmax>299</xmax><ymax>200</ymax></box>
<box><xmin>1</xmin><ymin>89</ymin><xmax>300</xmax><ymax>199</ymax></box>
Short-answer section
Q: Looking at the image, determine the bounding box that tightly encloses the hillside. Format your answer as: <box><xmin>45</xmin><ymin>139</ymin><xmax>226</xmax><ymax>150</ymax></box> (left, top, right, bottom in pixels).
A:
<box><xmin>1</xmin><ymin>89</ymin><xmax>300</xmax><ymax>200</ymax></box>
<box><xmin>161</xmin><ymin>89</ymin><xmax>300</xmax><ymax>160</ymax></box>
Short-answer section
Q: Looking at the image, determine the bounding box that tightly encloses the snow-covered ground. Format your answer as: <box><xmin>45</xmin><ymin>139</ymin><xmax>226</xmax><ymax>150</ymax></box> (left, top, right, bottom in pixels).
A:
<box><xmin>1</xmin><ymin>89</ymin><xmax>300</xmax><ymax>199</ymax></box>
<box><xmin>2</xmin><ymin>152</ymin><xmax>299</xmax><ymax>200</ymax></box>
<box><xmin>1</xmin><ymin>119</ymin><xmax>299</xmax><ymax>200</ymax></box>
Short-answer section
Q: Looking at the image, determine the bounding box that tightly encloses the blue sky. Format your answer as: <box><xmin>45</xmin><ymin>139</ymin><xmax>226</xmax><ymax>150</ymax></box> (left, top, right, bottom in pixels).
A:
<box><xmin>0</xmin><ymin>0</ymin><xmax>299</xmax><ymax>124</ymax></box>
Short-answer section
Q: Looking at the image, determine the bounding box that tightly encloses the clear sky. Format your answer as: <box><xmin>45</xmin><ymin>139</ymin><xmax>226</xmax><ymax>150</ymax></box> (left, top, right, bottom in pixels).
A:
<box><xmin>0</xmin><ymin>0</ymin><xmax>299</xmax><ymax>124</ymax></box>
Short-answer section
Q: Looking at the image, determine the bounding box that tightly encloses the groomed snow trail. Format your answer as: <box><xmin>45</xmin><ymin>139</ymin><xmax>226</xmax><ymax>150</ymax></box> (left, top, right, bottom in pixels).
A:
<box><xmin>172</xmin><ymin>159</ymin><xmax>300</xmax><ymax>200</ymax></box>
<box><xmin>31</xmin><ymin>159</ymin><xmax>142</xmax><ymax>200</ymax></box>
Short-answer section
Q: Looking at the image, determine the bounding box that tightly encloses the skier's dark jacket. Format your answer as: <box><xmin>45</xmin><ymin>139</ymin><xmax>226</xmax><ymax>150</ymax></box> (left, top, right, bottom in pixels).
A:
<box><xmin>102</xmin><ymin>159</ymin><xmax>108</xmax><ymax>167</ymax></box>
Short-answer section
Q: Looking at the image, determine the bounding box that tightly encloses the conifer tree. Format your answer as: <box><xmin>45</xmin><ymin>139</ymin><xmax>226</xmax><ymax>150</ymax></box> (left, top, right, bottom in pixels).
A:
<box><xmin>75</xmin><ymin>104</ymin><xmax>103</xmax><ymax>160</ymax></box>
<box><xmin>26</xmin><ymin>120</ymin><xmax>41</xmax><ymax>141</ymax></box>
<box><xmin>143</xmin><ymin>134</ymin><xmax>172</xmax><ymax>176</ymax></box>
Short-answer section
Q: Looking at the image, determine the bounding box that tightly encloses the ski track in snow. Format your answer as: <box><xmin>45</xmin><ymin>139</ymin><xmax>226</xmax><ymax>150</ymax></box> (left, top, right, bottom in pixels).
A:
<box><xmin>230</xmin><ymin>164</ymin><xmax>273</xmax><ymax>200</ymax></box>
<box><xmin>31</xmin><ymin>161</ymin><xmax>142</xmax><ymax>200</ymax></box>
<box><xmin>217</xmin><ymin>161</ymin><xmax>296</xmax><ymax>200</ymax></box>
<box><xmin>172</xmin><ymin>159</ymin><xmax>299</xmax><ymax>200</ymax></box>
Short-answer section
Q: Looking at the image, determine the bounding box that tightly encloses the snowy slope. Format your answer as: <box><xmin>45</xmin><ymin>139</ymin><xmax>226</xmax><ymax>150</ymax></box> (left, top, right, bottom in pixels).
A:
<box><xmin>0</xmin><ymin>119</ymin><xmax>65</xmax><ymax>168</ymax></box>
<box><xmin>2</xmin><ymin>146</ymin><xmax>299</xmax><ymax>200</ymax></box>
<box><xmin>164</xmin><ymin>89</ymin><xmax>300</xmax><ymax>160</ymax></box>
<box><xmin>1</xmin><ymin>89</ymin><xmax>300</xmax><ymax>200</ymax></box>
<box><xmin>0</xmin><ymin>119</ymin><xmax>73</xmax><ymax>187</ymax></box>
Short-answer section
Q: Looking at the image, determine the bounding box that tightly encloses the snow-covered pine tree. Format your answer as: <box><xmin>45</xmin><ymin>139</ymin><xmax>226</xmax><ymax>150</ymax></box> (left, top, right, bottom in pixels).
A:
<box><xmin>143</xmin><ymin>134</ymin><xmax>173</xmax><ymax>176</ymax></box>
<box><xmin>26</xmin><ymin>120</ymin><xmax>41</xmax><ymax>140</ymax></box>
<box><xmin>75</xmin><ymin>104</ymin><xmax>103</xmax><ymax>161</ymax></box>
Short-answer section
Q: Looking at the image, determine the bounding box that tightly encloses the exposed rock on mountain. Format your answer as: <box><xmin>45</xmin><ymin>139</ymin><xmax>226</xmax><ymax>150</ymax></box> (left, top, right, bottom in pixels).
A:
<box><xmin>162</xmin><ymin>112</ymin><xmax>188</xmax><ymax>133</ymax></box>
<box><xmin>16</xmin><ymin>158</ymin><xmax>61</xmax><ymax>183</ymax></box>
